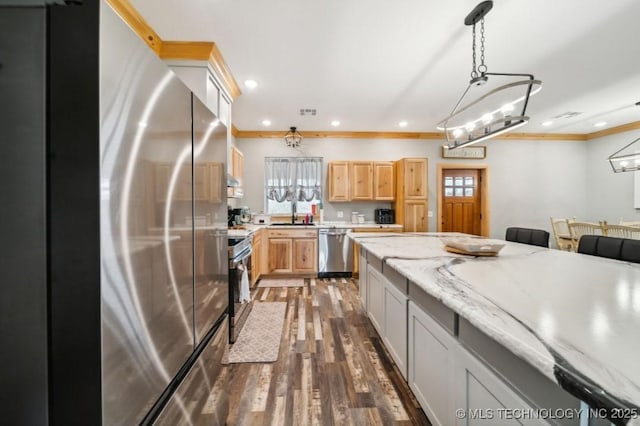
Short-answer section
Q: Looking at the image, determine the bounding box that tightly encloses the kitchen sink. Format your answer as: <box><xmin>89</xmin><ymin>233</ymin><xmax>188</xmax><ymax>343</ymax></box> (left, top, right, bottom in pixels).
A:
<box><xmin>271</xmin><ymin>222</ymin><xmax>315</xmax><ymax>226</ymax></box>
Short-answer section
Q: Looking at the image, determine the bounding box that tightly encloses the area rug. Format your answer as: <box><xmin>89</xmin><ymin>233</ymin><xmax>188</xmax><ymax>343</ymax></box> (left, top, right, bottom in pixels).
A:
<box><xmin>227</xmin><ymin>302</ymin><xmax>287</xmax><ymax>363</ymax></box>
<box><xmin>257</xmin><ymin>278</ymin><xmax>305</xmax><ymax>288</ymax></box>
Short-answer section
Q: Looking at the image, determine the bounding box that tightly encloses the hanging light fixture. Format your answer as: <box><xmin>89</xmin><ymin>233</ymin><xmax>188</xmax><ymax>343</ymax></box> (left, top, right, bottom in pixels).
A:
<box><xmin>438</xmin><ymin>1</ymin><xmax>542</xmax><ymax>150</ymax></box>
<box><xmin>284</xmin><ymin>126</ymin><xmax>303</xmax><ymax>148</ymax></box>
<box><xmin>608</xmin><ymin>137</ymin><xmax>640</xmax><ymax>173</ymax></box>
<box><xmin>608</xmin><ymin>102</ymin><xmax>640</xmax><ymax>173</ymax></box>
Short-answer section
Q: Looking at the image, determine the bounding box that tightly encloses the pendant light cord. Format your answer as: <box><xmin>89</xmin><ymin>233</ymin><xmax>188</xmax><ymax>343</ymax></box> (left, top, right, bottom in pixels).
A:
<box><xmin>470</xmin><ymin>18</ymin><xmax>487</xmax><ymax>79</ymax></box>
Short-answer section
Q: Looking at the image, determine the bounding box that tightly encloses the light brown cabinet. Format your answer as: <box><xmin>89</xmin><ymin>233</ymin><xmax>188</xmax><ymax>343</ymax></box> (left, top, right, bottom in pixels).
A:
<box><xmin>350</xmin><ymin>161</ymin><xmax>373</xmax><ymax>200</ymax></box>
<box><xmin>328</xmin><ymin>160</ymin><xmax>396</xmax><ymax>202</ymax></box>
<box><xmin>251</xmin><ymin>229</ymin><xmax>264</xmax><ymax>284</ymax></box>
<box><xmin>267</xmin><ymin>229</ymin><xmax>318</xmax><ymax>274</ymax></box>
<box><xmin>292</xmin><ymin>238</ymin><xmax>317</xmax><ymax>273</ymax></box>
<box><xmin>403</xmin><ymin>200</ymin><xmax>427</xmax><ymax>232</ymax></box>
<box><xmin>401</xmin><ymin>158</ymin><xmax>427</xmax><ymax>199</ymax></box>
<box><xmin>394</xmin><ymin>158</ymin><xmax>428</xmax><ymax>232</ymax></box>
<box><xmin>328</xmin><ymin>161</ymin><xmax>350</xmax><ymax>202</ymax></box>
<box><xmin>268</xmin><ymin>239</ymin><xmax>293</xmax><ymax>273</ymax></box>
<box><xmin>373</xmin><ymin>161</ymin><xmax>395</xmax><ymax>200</ymax></box>
<box><xmin>230</xmin><ymin>146</ymin><xmax>244</xmax><ymax>198</ymax></box>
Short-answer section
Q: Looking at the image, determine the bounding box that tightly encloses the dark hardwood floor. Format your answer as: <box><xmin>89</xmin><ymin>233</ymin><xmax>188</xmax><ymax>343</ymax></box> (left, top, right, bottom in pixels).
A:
<box><xmin>225</xmin><ymin>277</ymin><xmax>430</xmax><ymax>425</ymax></box>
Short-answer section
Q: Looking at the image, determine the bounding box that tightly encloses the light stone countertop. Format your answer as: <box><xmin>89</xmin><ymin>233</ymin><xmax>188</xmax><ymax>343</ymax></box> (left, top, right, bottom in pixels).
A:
<box><xmin>350</xmin><ymin>232</ymin><xmax>640</xmax><ymax>423</ymax></box>
<box><xmin>227</xmin><ymin>222</ymin><xmax>403</xmax><ymax>239</ymax></box>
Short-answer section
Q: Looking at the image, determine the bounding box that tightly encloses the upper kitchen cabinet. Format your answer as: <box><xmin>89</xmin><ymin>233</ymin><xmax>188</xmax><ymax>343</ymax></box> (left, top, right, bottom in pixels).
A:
<box><xmin>328</xmin><ymin>160</ymin><xmax>396</xmax><ymax>202</ymax></box>
<box><xmin>395</xmin><ymin>158</ymin><xmax>428</xmax><ymax>232</ymax></box>
<box><xmin>350</xmin><ymin>161</ymin><xmax>373</xmax><ymax>201</ymax></box>
<box><xmin>161</xmin><ymin>59</ymin><xmax>235</xmax><ymax>128</ymax></box>
<box><xmin>229</xmin><ymin>146</ymin><xmax>244</xmax><ymax>198</ymax></box>
<box><xmin>374</xmin><ymin>161</ymin><xmax>395</xmax><ymax>200</ymax></box>
<box><xmin>401</xmin><ymin>158</ymin><xmax>427</xmax><ymax>199</ymax></box>
<box><xmin>328</xmin><ymin>161</ymin><xmax>350</xmax><ymax>202</ymax></box>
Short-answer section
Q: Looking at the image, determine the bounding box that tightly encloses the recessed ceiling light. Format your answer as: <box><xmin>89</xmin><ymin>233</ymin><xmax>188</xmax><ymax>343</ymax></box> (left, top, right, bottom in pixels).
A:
<box><xmin>542</xmin><ymin>120</ymin><xmax>553</xmax><ymax>127</ymax></box>
<box><xmin>244</xmin><ymin>79</ymin><xmax>258</xmax><ymax>90</ymax></box>
<box><xmin>261</xmin><ymin>119</ymin><xmax>271</xmax><ymax>126</ymax></box>
<box><xmin>398</xmin><ymin>121</ymin><xmax>408</xmax><ymax>128</ymax></box>
<box><xmin>594</xmin><ymin>121</ymin><xmax>607</xmax><ymax>127</ymax></box>
<box><xmin>331</xmin><ymin>120</ymin><xmax>340</xmax><ymax>127</ymax></box>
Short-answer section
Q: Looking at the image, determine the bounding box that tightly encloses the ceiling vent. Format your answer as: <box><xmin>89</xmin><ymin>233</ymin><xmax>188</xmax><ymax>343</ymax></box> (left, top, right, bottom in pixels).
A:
<box><xmin>299</xmin><ymin>108</ymin><xmax>317</xmax><ymax>116</ymax></box>
<box><xmin>552</xmin><ymin>111</ymin><xmax>583</xmax><ymax>119</ymax></box>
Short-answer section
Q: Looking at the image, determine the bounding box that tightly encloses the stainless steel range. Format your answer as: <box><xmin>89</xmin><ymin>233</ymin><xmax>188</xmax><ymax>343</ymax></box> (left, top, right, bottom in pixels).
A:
<box><xmin>228</xmin><ymin>235</ymin><xmax>253</xmax><ymax>343</ymax></box>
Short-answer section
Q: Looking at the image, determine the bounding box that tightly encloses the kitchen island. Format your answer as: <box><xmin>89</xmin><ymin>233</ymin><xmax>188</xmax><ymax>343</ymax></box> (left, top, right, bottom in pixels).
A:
<box><xmin>351</xmin><ymin>232</ymin><xmax>640</xmax><ymax>426</ymax></box>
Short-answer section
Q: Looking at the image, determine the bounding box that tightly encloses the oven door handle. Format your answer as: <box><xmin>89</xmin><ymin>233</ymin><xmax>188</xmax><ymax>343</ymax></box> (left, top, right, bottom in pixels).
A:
<box><xmin>231</xmin><ymin>245</ymin><xmax>252</xmax><ymax>267</ymax></box>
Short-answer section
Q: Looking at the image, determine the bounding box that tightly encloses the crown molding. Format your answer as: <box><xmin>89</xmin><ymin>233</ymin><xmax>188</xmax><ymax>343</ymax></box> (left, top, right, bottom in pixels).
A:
<box><xmin>585</xmin><ymin>120</ymin><xmax>640</xmax><ymax>140</ymax></box>
<box><xmin>233</xmin><ymin>129</ymin><xmax>587</xmax><ymax>141</ymax></box>
<box><xmin>106</xmin><ymin>0</ymin><xmax>162</xmax><ymax>54</ymax></box>
<box><xmin>106</xmin><ymin>0</ymin><xmax>240</xmax><ymax>100</ymax></box>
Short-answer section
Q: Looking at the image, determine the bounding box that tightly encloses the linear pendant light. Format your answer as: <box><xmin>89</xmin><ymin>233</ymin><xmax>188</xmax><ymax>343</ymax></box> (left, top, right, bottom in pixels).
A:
<box><xmin>438</xmin><ymin>1</ymin><xmax>542</xmax><ymax>150</ymax></box>
<box><xmin>608</xmin><ymin>137</ymin><xmax>640</xmax><ymax>173</ymax></box>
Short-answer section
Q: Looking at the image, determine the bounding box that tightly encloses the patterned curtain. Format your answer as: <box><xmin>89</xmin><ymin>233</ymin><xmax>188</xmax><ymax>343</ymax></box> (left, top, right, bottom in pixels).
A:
<box><xmin>265</xmin><ymin>158</ymin><xmax>294</xmax><ymax>202</ymax></box>
<box><xmin>265</xmin><ymin>157</ymin><xmax>322</xmax><ymax>203</ymax></box>
<box><xmin>295</xmin><ymin>158</ymin><xmax>322</xmax><ymax>201</ymax></box>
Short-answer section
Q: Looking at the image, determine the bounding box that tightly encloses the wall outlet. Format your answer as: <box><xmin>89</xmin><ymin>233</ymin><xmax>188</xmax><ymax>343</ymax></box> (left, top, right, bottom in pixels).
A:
<box><xmin>427</xmin><ymin>210</ymin><xmax>433</xmax><ymax>218</ymax></box>
<box><xmin>337</xmin><ymin>211</ymin><xmax>343</xmax><ymax>218</ymax></box>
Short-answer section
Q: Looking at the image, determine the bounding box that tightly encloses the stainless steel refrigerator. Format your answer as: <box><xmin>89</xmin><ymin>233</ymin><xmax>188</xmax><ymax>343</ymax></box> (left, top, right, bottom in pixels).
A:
<box><xmin>0</xmin><ymin>1</ymin><xmax>228</xmax><ymax>424</ymax></box>
<box><xmin>99</xmin><ymin>3</ymin><xmax>229</xmax><ymax>424</ymax></box>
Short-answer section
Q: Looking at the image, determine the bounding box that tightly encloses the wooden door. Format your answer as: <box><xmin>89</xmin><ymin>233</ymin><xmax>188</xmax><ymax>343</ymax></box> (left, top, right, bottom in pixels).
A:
<box><xmin>350</xmin><ymin>161</ymin><xmax>373</xmax><ymax>200</ymax></box>
<box><xmin>292</xmin><ymin>238</ymin><xmax>317</xmax><ymax>273</ymax></box>
<box><xmin>404</xmin><ymin>200</ymin><xmax>427</xmax><ymax>232</ymax></box>
<box><xmin>374</xmin><ymin>162</ymin><xmax>395</xmax><ymax>200</ymax></box>
<box><xmin>404</xmin><ymin>158</ymin><xmax>427</xmax><ymax>199</ymax></box>
<box><xmin>328</xmin><ymin>161</ymin><xmax>350</xmax><ymax>201</ymax></box>
<box><xmin>268</xmin><ymin>238</ymin><xmax>292</xmax><ymax>273</ymax></box>
<box><xmin>441</xmin><ymin>169</ymin><xmax>481</xmax><ymax>235</ymax></box>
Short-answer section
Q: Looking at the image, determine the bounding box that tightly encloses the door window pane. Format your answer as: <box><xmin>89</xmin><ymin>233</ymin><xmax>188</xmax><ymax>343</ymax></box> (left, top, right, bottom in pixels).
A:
<box><xmin>444</xmin><ymin>177</ymin><xmax>453</xmax><ymax>186</ymax></box>
<box><xmin>465</xmin><ymin>188</ymin><xmax>474</xmax><ymax>197</ymax></box>
<box><xmin>445</xmin><ymin>187</ymin><xmax>454</xmax><ymax>197</ymax></box>
<box><xmin>454</xmin><ymin>188</ymin><xmax>463</xmax><ymax>197</ymax></box>
<box><xmin>464</xmin><ymin>177</ymin><xmax>474</xmax><ymax>186</ymax></box>
<box><xmin>454</xmin><ymin>177</ymin><xmax>463</xmax><ymax>187</ymax></box>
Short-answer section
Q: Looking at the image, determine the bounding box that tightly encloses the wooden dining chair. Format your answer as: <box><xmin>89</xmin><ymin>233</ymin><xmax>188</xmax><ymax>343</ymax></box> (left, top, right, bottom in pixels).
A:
<box><xmin>619</xmin><ymin>218</ymin><xmax>640</xmax><ymax>227</ymax></box>
<box><xmin>602</xmin><ymin>222</ymin><xmax>640</xmax><ymax>239</ymax></box>
<box><xmin>567</xmin><ymin>220</ymin><xmax>603</xmax><ymax>251</ymax></box>
<box><xmin>549</xmin><ymin>217</ymin><xmax>572</xmax><ymax>251</ymax></box>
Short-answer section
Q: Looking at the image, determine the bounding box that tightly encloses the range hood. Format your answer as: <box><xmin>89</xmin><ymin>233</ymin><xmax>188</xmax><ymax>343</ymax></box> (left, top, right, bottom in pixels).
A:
<box><xmin>227</xmin><ymin>173</ymin><xmax>240</xmax><ymax>187</ymax></box>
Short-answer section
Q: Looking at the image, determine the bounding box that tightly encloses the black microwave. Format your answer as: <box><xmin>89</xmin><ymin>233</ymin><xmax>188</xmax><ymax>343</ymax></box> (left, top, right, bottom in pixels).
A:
<box><xmin>374</xmin><ymin>209</ymin><xmax>395</xmax><ymax>224</ymax></box>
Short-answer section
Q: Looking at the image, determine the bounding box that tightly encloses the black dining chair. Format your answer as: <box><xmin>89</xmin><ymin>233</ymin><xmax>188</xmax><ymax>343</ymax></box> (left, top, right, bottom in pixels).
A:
<box><xmin>577</xmin><ymin>235</ymin><xmax>640</xmax><ymax>264</ymax></box>
<box><xmin>505</xmin><ymin>227</ymin><xmax>550</xmax><ymax>248</ymax></box>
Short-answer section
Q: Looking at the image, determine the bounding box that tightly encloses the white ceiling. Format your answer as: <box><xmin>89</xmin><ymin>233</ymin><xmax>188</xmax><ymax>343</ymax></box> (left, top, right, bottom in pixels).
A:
<box><xmin>129</xmin><ymin>0</ymin><xmax>640</xmax><ymax>135</ymax></box>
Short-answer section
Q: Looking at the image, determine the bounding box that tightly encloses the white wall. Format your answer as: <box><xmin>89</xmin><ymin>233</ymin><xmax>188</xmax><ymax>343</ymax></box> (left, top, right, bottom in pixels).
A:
<box><xmin>586</xmin><ymin>132</ymin><xmax>640</xmax><ymax>223</ymax></box>
<box><xmin>235</xmin><ymin>136</ymin><xmax>589</xmax><ymax>239</ymax></box>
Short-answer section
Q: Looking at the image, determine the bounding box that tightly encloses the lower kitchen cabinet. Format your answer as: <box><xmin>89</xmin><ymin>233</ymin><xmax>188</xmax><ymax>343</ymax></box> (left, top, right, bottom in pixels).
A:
<box><xmin>408</xmin><ymin>301</ymin><xmax>456</xmax><ymax>426</ymax></box>
<box><xmin>267</xmin><ymin>229</ymin><xmax>318</xmax><ymax>275</ymax></box>
<box><xmin>268</xmin><ymin>238</ymin><xmax>292</xmax><ymax>273</ymax></box>
<box><xmin>292</xmin><ymin>238</ymin><xmax>317</xmax><ymax>273</ymax></box>
<box><xmin>408</xmin><ymin>300</ymin><xmax>545</xmax><ymax>426</ymax></box>
<box><xmin>382</xmin><ymin>278</ymin><xmax>408</xmax><ymax>378</ymax></box>
<box><xmin>251</xmin><ymin>230</ymin><xmax>263</xmax><ymax>285</ymax></box>
<box><xmin>453</xmin><ymin>345</ymin><xmax>545</xmax><ymax>426</ymax></box>
<box><xmin>358</xmin><ymin>250</ymin><xmax>367</xmax><ymax>309</ymax></box>
<box><xmin>366</xmin><ymin>264</ymin><xmax>407</xmax><ymax>378</ymax></box>
<box><xmin>366</xmin><ymin>266</ymin><xmax>385</xmax><ymax>335</ymax></box>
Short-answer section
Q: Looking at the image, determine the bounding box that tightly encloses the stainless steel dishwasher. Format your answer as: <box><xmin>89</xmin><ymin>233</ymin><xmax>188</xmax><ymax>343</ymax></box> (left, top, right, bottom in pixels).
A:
<box><xmin>318</xmin><ymin>227</ymin><xmax>353</xmax><ymax>278</ymax></box>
